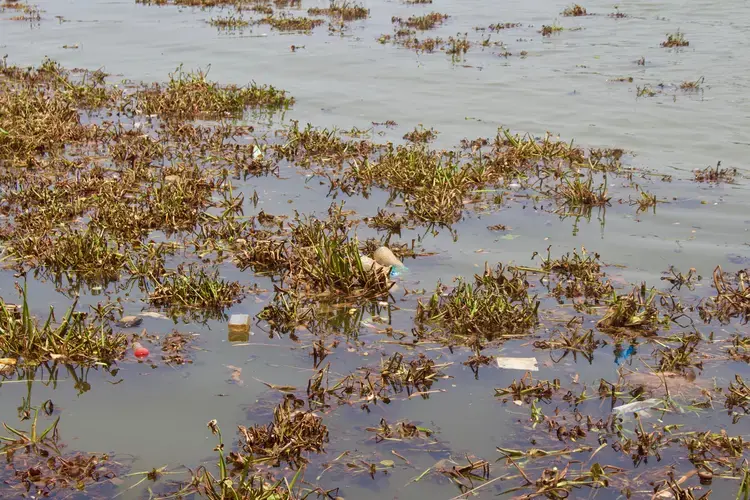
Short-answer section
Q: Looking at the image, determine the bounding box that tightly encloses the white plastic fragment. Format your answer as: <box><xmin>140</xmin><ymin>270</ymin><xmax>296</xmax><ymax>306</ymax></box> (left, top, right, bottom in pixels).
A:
<box><xmin>496</xmin><ymin>356</ymin><xmax>539</xmax><ymax>371</ymax></box>
<box><xmin>611</xmin><ymin>398</ymin><xmax>662</xmax><ymax>415</ymax></box>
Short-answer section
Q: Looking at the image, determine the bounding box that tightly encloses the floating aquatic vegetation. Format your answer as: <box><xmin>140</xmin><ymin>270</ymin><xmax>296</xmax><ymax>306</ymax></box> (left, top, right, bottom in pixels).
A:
<box><xmin>235</xmin><ymin>395</ymin><xmax>328</xmax><ymax>468</ymax></box>
<box><xmin>561</xmin><ymin>4</ymin><xmax>587</xmax><ymax>16</ymax></box>
<box><xmin>307</xmin><ymin>354</ymin><xmax>447</xmax><ymax>410</ymax></box>
<box><xmin>680</xmin><ymin>76</ymin><xmax>705</xmax><ymax>91</ymax></box>
<box><xmin>636</xmin><ymin>84</ymin><xmax>660</xmax><ymax>98</ymax></box>
<box><xmin>555</xmin><ymin>172</ymin><xmax>611</xmax><ymax>208</ymax></box>
<box><xmin>416</xmin><ymin>263</ymin><xmax>539</xmax><ymax>349</ymax></box>
<box><xmin>495</xmin><ymin>373</ymin><xmax>561</xmax><ymax>403</ymax></box>
<box><xmin>307</xmin><ymin>1</ymin><xmax>368</xmax><ymax>21</ymax></box>
<box><xmin>540</xmin><ymin>23</ymin><xmax>564</xmax><ymax>36</ymax></box>
<box><xmin>191</xmin><ymin>419</ymin><xmax>330</xmax><ymax>500</ymax></box>
<box><xmin>365</xmin><ymin>208</ymin><xmax>407</xmax><ymax>237</ymax></box>
<box><xmin>403</xmin><ymin>125</ymin><xmax>438</xmax><ymax>144</ymax></box>
<box><xmin>0</xmin><ymin>285</ymin><xmax>127</xmax><ymax>366</ymax></box>
<box><xmin>273</xmin><ymin>120</ymin><xmax>375</xmax><ymax>168</ymax></box>
<box><xmin>597</xmin><ymin>284</ymin><xmax>662</xmax><ymax>332</ymax></box>
<box><xmin>207</xmin><ymin>14</ymin><xmax>249</xmax><ymax>29</ymax></box>
<box><xmin>529</xmin><ymin>246</ymin><xmax>614</xmax><ymax>306</ymax></box>
<box><xmin>259</xmin><ymin>14</ymin><xmax>324</xmax><ymax>32</ymax></box>
<box><xmin>632</xmin><ymin>189</ymin><xmax>659</xmax><ymax>213</ymax></box>
<box><xmin>161</xmin><ymin>331</ymin><xmax>197</xmax><ymax>365</ymax></box>
<box><xmin>534</xmin><ymin>321</ymin><xmax>604</xmax><ymax>363</ymax></box>
<box><xmin>147</xmin><ymin>264</ymin><xmax>244</xmax><ymax>312</ymax></box>
<box><xmin>288</xmin><ymin>211</ymin><xmax>393</xmax><ymax>298</ymax></box>
<box><xmin>365</xmin><ymin>418</ymin><xmax>435</xmax><ymax>442</ymax></box>
<box><xmin>693</xmin><ymin>161</ymin><xmax>736</xmax><ymax>183</ymax></box>
<box><xmin>0</xmin><ymin>410</ymin><xmax>123</xmax><ymax>497</ymax></box>
<box><xmin>135</xmin><ymin>66</ymin><xmax>293</xmax><ymax>119</ymax></box>
<box><xmin>653</xmin><ymin>332</ymin><xmax>703</xmax><ymax>372</ymax></box>
<box><xmin>392</xmin><ymin>12</ymin><xmax>448</xmax><ymax>30</ymax></box>
<box><xmin>446</xmin><ymin>34</ymin><xmax>471</xmax><ymax>57</ymax></box>
<box><xmin>699</xmin><ymin>266</ymin><xmax>750</xmax><ymax>324</ymax></box>
<box><xmin>662</xmin><ymin>30</ymin><xmax>689</xmax><ymax>48</ymax></box>
<box><xmin>488</xmin><ymin>22</ymin><xmax>522</xmax><ymax>31</ymax></box>
<box><xmin>501</xmin><ymin>462</ymin><xmax>624</xmax><ymax>498</ymax></box>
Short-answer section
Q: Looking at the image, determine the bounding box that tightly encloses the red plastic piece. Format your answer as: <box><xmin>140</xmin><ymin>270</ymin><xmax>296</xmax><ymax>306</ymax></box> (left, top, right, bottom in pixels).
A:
<box><xmin>133</xmin><ymin>342</ymin><xmax>149</xmax><ymax>359</ymax></box>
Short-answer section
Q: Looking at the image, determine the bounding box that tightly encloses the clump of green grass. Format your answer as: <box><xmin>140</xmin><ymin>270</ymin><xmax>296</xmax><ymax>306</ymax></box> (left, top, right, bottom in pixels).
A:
<box><xmin>416</xmin><ymin>263</ymin><xmax>539</xmax><ymax>348</ymax></box>
<box><xmin>661</xmin><ymin>31</ymin><xmax>689</xmax><ymax>48</ymax></box>
<box><xmin>308</xmin><ymin>1</ymin><xmax>369</xmax><ymax>21</ymax></box>
<box><xmin>259</xmin><ymin>14</ymin><xmax>324</xmax><ymax>31</ymax></box>
<box><xmin>0</xmin><ymin>285</ymin><xmax>127</xmax><ymax>366</ymax></box>
<box><xmin>136</xmin><ymin>66</ymin><xmax>293</xmax><ymax>119</ymax></box>
<box><xmin>562</xmin><ymin>4</ymin><xmax>587</xmax><ymax>16</ymax></box>
<box><xmin>392</xmin><ymin>12</ymin><xmax>449</xmax><ymax>30</ymax></box>
<box><xmin>147</xmin><ymin>264</ymin><xmax>244</xmax><ymax>311</ymax></box>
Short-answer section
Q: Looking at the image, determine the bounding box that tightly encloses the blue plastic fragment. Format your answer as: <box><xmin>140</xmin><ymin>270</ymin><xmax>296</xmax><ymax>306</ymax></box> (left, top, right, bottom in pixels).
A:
<box><xmin>615</xmin><ymin>345</ymin><xmax>636</xmax><ymax>366</ymax></box>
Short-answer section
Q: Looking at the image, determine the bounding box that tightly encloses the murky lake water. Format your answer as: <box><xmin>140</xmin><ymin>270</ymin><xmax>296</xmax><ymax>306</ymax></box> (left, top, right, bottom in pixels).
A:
<box><xmin>1</xmin><ymin>0</ymin><xmax>750</xmax><ymax>497</ymax></box>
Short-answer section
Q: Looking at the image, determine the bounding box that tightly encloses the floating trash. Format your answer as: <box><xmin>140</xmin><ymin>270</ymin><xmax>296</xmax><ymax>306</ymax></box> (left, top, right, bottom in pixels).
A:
<box><xmin>496</xmin><ymin>356</ymin><xmax>539</xmax><ymax>371</ymax></box>
<box><xmin>373</xmin><ymin>246</ymin><xmax>404</xmax><ymax>268</ymax></box>
<box><xmin>614</xmin><ymin>345</ymin><xmax>636</xmax><ymax>366</ymax></box>
<box><xmin>611</xmin><ymin>398</ymin><xmax>662</xmax><ymax>416</ymax></box>
<box><xmin>228</xmin><ymin>314</ymin><xmax>251</xmax><ymax>342</ymax></box>
<box><xmin>359</xmin><ymin>255</ymin><xmax>376</xmax><ymax>271</ymax></box>
<box><xmin>117</xmin><ymin>315</ymin><xmax>143</xmax><ymax>328</ymax></box>
<box><xmin>133</xmin><ymin>342</ymin><xmax>149</xmax><ymax>359</ymax></box>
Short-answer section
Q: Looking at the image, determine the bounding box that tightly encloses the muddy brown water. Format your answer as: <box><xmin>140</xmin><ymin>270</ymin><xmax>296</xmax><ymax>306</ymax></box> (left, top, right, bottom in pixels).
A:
<box><xmin>1</xmin><ymin>0</ymin><xmax>750</xmax><ymax>498</ymax></box>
